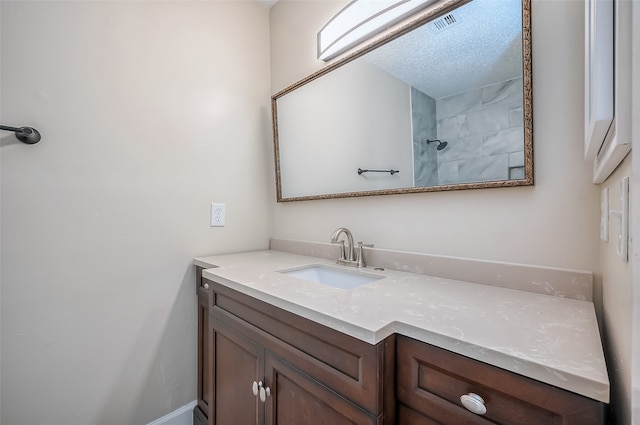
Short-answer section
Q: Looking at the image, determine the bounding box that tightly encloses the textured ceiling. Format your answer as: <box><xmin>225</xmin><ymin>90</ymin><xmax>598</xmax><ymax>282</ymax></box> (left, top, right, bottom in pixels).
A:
<box><xmin>364</xmin><ymin>0</ymin><xmax>523</xmax><ymax>99</ymax></box>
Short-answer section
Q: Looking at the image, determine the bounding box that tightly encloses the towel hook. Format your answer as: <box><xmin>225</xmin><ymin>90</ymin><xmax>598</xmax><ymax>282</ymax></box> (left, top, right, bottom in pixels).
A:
<box><xmin>1</xmin><ymin>125</ymin><xmax>41</xmax><ymax>144</ymax></box>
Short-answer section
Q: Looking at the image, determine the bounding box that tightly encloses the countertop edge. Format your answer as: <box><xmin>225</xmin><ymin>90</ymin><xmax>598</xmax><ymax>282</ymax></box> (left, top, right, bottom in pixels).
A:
<box><xmin>195</xmin><ymin>251</ymin><xmax>610</xmax><ymax>404</ymax></box>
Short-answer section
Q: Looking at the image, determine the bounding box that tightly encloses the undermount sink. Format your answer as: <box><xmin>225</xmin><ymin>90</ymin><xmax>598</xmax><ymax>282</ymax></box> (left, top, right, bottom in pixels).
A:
<box><xmin>278</xmin><ymin>264</ymin><xmax>384</xmax><ymax>289</ymax></box>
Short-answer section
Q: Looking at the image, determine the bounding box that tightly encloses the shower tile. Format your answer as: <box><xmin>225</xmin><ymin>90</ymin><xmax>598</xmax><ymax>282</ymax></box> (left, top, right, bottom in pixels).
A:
<box><xmin>509</xmin><ymin>103</ymin><xmax>523</xmax><ymax>128</ymax></box>
<box><xmin>414</xmin><ymin>144</ymin><xmax>438</xmax><ymax>187</ymax></box>
<box><xmin>509</xmin><ymin>151</ymin><xmax>525</xmax><ymax>167</ymax></box>
<box><xmin>509</xmin><ymin>166</ymin><xmax>525</xmax><ymax>180</ymax></box>
<box><xmin>483</xmin><ymin>127</ymin><xmax>524</xmax><ymax>155</ymax></box>
<box><xmin>429</xmin><ymin>77</ymin><xmax>525</xmax><ymax>185</ymax></box>
<box><xmin>438</xmin><ymin>161</ymin><xmax>459</xmax><ymax>185</ymax></box>
<box><xmin>413</xmin><ymin>157</ymin><xmax>426</xmax><ymax>185</ymax></box>
<box><xmin>414</xmin><ymin>161</ymin><xmax>438</xmax><ymax>187</ymax></box>
<box><xmin>457</xmin><ymin>155</ymin><xmax>509</xmax><ymax>183</ymax></box>
<box><xmin>437</xmin><ymin>115</ymin><xmax>470</xmax><ymax>140</ymax></box>
<box><xmin>482</xmin><ymin>77</ymin><xmax>523</xmax><ymax>107</ymax></box>
<box><xmin>411</xmin><ymin>87</ymin><xmax>438</xmax><ymax>187</ymax></box>
<box><xmin>436</xmin><ymin>135</ymin><xmax>482</xmax><ymax>162</ymax></box>
<box><xmin>465</xmin><ymin>106</ymin><xmax>510</xmax><ymax>135</ymax></box>
<box><xmin>411</xmin><ymin>87</ymin><xmax>437</xmax><ymax>140</ymax></box>
<box><xmin>436</xmin><ymin>89</ymin><xmax>482</xmax><ymax>121</ymax></box>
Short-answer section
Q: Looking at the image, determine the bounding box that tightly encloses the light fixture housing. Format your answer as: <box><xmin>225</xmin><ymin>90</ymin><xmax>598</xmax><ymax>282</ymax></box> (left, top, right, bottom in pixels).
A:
<box><xmin>317</xmin><ymin>0</ymin><xmax>438</xmax><ymax>61</ymax></box>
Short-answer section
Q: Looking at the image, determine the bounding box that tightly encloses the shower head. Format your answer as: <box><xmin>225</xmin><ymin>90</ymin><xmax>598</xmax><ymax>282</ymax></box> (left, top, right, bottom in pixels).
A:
<box><xmin>0</xmin><ymin>125</ymin><xmax>41</xmax><ymax>144</ymax></box>
<box><xmin>426</xmin><ymin>139</ymin><xmax>448</xmax><ymax>151</ymax></box>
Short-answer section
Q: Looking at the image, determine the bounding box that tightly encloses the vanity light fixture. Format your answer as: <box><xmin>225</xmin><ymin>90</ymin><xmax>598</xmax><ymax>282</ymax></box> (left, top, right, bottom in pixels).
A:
<box><xmin>318</xmin><ymin>0</ymin><xmax>439</xmax><ymax>61</ymax></box>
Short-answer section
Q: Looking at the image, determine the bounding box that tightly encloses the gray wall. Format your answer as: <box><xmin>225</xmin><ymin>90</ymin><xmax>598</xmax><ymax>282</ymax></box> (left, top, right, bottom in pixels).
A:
<box><xmin>598</xmin><ymin>157</ymin><xmax>634</xmax><ymax>425</ymax></box>
<box><xmin>0</xmin><ymin>1</ymin><xmax>272</xmax><ymax>423</ymax></box>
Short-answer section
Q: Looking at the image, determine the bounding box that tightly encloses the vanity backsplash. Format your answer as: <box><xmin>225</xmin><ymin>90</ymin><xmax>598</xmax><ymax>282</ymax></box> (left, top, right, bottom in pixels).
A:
<box><xmin>270</xmin><ymin>238</ymin><xmax>593</xmax><ymax>301</ymax></box>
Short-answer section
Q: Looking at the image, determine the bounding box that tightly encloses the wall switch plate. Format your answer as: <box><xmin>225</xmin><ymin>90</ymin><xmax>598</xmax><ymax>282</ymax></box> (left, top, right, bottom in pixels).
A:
<box><xmin>608</xmin><ymin>176</ymin><xmax>630</xmax><ymax>261</ymax></box>
<box><xmin>601</xmin><ymin>187</ymin><xmax>609</xmax><ymax>241</ymax></box>
<box><xmin>210</xmin><ymin>203</ymin><xmax>226</xmax><ymax>227</ymax></box>
<box><xmin>617</xmin><ymin>176</ymin><xmax>629</xmax><ymax>261</ymax></box>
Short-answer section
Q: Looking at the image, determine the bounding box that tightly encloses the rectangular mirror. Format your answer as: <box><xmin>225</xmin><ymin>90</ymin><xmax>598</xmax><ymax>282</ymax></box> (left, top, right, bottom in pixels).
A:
<box><xmin>272</xmin><ymin>0</ymin><xmax>532</xmax><ymax>202</ymax></box>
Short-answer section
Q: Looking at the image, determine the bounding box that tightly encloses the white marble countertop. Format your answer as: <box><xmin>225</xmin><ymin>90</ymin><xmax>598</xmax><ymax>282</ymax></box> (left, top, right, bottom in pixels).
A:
<box><xmin>194</xmin><ymin>250</ymin><xmax>609</xmax><ymax>403</ymax></box>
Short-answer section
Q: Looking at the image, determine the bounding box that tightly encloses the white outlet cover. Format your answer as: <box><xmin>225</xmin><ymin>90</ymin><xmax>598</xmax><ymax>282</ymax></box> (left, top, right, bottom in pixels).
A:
<box><xmin>211</xmin><ymin>203</ymin><xmax>226</xmax><ymax>227</ymax></box>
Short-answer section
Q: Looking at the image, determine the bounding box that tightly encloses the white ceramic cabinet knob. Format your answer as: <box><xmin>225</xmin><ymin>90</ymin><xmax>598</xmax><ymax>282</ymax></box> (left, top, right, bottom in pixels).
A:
<box><xmin>203</xmin><ymin>282</ymin><xmax>209</xmax><ymax>289</ymax></box>
<box><xmin>252</xmin><ymin>381</ymin><xmax>271</xmax><ymax>402</ymax></box>
<box><xmin>460</xmin><ymin>393</ymin><xmax>487</xmax><ymax>415</ymax></box>
<box><xmin>259</xmin><ymin>384</ymin><xmax>271</xmax><ymax>402</ymax></box>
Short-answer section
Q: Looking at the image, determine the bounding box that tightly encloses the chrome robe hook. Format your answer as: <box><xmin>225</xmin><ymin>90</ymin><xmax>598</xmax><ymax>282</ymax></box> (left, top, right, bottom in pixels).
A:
<box><xmin>0</xmin><ymin>125</ymin><xmax>41</xmax><ymax>144</ymax></box>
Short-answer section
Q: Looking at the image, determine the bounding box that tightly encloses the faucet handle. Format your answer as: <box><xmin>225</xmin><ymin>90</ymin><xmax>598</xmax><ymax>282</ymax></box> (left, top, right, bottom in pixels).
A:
<box><xmin>356</xmin><ymin>242</ymin><xmax>374</xmax><ymax>267</ymax></box>
<box><xmin>331</xmin><ymin>239</ymin><xmax>347</xmax><ymax>260</ymax></box>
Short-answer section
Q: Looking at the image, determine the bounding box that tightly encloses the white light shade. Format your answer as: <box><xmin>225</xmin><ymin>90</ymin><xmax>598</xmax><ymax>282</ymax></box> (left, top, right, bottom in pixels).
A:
<box><xmin>318</xmin><ymin>0</ymin><xmax>438</xmax><ymax>61</ymax></box>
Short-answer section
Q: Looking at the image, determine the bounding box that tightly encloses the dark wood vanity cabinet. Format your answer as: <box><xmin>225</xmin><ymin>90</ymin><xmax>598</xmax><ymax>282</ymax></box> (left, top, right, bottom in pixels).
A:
<box><xmin>195</xmin><ymin>267</ymin><xmax>604</xmax><ymax>425</ymax></box>
<box><xmin>195</xmin><ymin>267</ymin><xmax>211</xmax><ymax>425</ymax></box>
<box><xmin>196</xmin><ymin>269</ymin><xmax>394</xmax><ymax>425</ymax></box>
<box><xmin>209</xmin><ymin>314</ymin><xmax>382</xmax><ymax>425</ymax></box>
<box><xmin>396</xmin><ymin>335</ymin><xmax>605</xmax><ymax>425</ymax></box>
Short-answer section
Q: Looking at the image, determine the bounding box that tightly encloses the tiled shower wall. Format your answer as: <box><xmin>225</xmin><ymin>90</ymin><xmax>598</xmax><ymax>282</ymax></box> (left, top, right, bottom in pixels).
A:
<box><xmin>435</xmin><ymin>77</ymin><xmax>524</xmax><ymax>184</ymax></box>
<box><xmin>411</xmin><ymin>87</ymin><xmax>438</xmax><ymax>187</ymax></box>
<box><xmin>411</xmin><ymin>77</ymin><xmax>524</xmax><ymax>186</ymax></box>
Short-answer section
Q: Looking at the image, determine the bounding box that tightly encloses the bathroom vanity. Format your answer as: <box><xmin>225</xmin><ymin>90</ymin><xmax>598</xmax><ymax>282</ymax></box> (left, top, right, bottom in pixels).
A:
<box><xmin>193</xmin><ymin>250</ymin><xmax>608</xmax><ymax>425</ymax></box>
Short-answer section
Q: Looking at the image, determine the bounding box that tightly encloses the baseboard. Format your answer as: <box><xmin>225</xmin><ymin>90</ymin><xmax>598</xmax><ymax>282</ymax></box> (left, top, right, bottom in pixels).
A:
<box><xmin>146</xmin><ymin>401</ymin><xmax>198</xmax><ymax>425</ymax></box>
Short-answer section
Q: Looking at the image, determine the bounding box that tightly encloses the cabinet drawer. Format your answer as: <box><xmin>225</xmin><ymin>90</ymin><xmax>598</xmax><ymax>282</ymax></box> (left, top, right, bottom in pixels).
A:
<box><xmin>396</xmin><ymin>335</ymin><xmax>604</xmax><ymax>425</ymax></box>
<box><xmin>207</xmin><ymin>279</ymin><xmax>394</xmax><ymax>417</ymax></box>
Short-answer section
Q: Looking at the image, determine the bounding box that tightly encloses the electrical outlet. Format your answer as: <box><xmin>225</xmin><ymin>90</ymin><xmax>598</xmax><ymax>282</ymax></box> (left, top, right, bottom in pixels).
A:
<box><xmin>210</xmin><ymin>203</ymin><xmax>226</xmax><ymax>227</ymax></box>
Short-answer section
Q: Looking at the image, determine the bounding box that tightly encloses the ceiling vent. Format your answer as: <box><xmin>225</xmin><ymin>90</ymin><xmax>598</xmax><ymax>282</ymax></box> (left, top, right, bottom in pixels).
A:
<box><xmin>430</xmin><ymin>12</ymin><xmax>461</xmax><ymax>32</ymax></box>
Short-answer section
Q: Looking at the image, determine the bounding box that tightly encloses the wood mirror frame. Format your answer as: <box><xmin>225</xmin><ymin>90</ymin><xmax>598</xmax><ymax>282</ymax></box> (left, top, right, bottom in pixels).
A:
<box><xmin>272</xmin><ymin>0</ymin><xmax>532</xmax><ymax>202</ymax></box>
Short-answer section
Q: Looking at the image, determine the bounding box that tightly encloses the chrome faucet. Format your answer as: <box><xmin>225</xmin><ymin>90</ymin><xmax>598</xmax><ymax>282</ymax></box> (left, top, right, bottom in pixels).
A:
<box><xmin>330</xmin><ymin>227</ymin><xmax>355</xmax><ymax>263</ymax></box>
<box><xmin>330</xmin><ymin>227</ymin><xmax>373</xmax><ymax>267</ymax></box>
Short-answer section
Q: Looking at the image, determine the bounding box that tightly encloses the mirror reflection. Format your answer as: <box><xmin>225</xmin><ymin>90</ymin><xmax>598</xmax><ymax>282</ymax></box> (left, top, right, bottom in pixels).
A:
<box><xmin>272</xmin><ymin>0</ymin><xmax>532</xmax><ymax>201</ymax></box>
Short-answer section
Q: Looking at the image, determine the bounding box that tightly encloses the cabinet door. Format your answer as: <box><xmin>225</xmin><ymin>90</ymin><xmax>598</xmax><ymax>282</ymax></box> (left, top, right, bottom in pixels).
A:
<box><xmin>197</xmin><ymin>294</ymin><xmax>211</xmax><ymax>415</ymax></box>
<box><xmin>208</xmin><ymin>277</ymin><xmax>390</xmax><ymax>417</ymax></box>
<box><xmin>196</xmin><ymin>266</ymin><xmax>211</xmax><ymax>418</ymax></box>
<box><xmin>264</xmin><ymin>353</ymin><xmax>378</xmax><ymax>425</ymax></box>
<box><xmin>209</xmin><ymin>316</ymin><xmax>265</xmax><ymax>425</ymax></box>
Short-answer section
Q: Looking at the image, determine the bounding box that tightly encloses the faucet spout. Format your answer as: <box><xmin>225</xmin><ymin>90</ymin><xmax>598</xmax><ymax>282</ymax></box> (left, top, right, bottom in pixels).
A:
<box><xmin>330</xmin><ymin>227</ymin><xmax>355</xmax><ymax>262</ymax></box>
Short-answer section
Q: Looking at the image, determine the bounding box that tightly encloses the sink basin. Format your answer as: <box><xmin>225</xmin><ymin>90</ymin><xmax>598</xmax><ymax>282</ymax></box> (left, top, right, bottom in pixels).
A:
<box><xmin>278</xmin><ymin>264</ymin><xmax>384</xmax><ymax>289</ymax></box>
